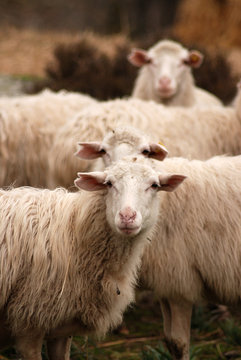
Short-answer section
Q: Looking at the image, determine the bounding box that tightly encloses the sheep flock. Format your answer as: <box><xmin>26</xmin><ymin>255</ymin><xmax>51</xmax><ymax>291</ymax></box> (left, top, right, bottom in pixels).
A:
<box><xmin>0</xmin><ymin>38</ymin><xmax>241</xmax><ymax>360</ymax></box>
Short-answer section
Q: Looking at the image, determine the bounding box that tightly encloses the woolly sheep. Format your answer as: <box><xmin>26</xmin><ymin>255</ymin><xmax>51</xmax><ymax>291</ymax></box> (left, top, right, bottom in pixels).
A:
<box><xmin>48</xmin><ymin>99</ymin><xmax>171</xmax><ymax>189</ymax></box>
<box><xmin>0</xmin><ymin>157</ymin><xmax>185</xmax><ymax>360</ymax></box>
<box><xmin>75</xmin><ymin>125</ymin><xmax>168</xmax><ymax>171</ymax></box>
<box><xmin>0</xmin><ymin>89</ymin><xmax>95</xmax><ymax>188</ymax></box>
<box><xmin>49</xmin><ymin>97</ymin><xmax>241</xmax><ymax>188</ymax></box>
<box><xmin>76</xmin><ymin>129</ymin><xmax>241</xmax><ymax>359</ymax></box>
<box><xmin>128</xmin><ymin>39</ymin><xmax>222</xmax><ymax>107</ymax></box>
<box><xmin>139</xmin><ymin>155</ymin><xmax>241</xmax><ymax>359</ymax></box>
<box><xmin>1</xmin><ymin>94</ymin><xmax>239</xmax><ymax>190</ymax></box>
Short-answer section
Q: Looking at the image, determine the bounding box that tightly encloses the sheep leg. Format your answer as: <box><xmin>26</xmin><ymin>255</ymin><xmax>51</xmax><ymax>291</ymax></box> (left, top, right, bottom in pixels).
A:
<box><xmin>46</xmin><ymin>336</ymin><xmax>72</xmax><ymax>360</ymax></box>
<box><xmin>161</xmin><ymin>298</ymin><xmax>192</xmax><ymax>360</ymax></box>
<box><xmin>15</xmin><ymin>332</ymin><xmax>44</xmax><ymax>360</ymax></box>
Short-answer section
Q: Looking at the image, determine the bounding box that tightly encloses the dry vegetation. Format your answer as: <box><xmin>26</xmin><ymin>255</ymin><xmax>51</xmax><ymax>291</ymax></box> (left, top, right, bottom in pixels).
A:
<box><xmin>44</xmin><ymin>32</ymin><xmax>137</xmax><ymax>99</ymax></box>
<box><xmin>173</xmin><ymin>0</ymin><xmax>241</xmax><ymax>78</ymax></box>
<box><xmin>173</xmin><ymin>0</ymin><xmax>241</xmax><ymax>49</ymax></box>
<box><xmin>0</xmin><ymin>29</ymin><xmax>239</xmax><ymax>103</ymax></box>
<box><xmin>39</xmin><ymin>33</ymin><xmax>239</xmax><ymax>103</ymax></box>
<box><xmin>0</xmin><ymin>26</ymin><xmax>81</xmax><ymax>76</ymax></box>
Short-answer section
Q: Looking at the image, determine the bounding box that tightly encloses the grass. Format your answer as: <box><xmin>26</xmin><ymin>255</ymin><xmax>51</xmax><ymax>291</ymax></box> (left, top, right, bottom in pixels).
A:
<box><xmin>1</xmin><ymin>295</ymin><xmax>241</xmax><ymax>359</ymax></box>
<box><xmin>68</xmin><ymin>298</ymin><xmax>241</xmax><ymax>360</ymax></box>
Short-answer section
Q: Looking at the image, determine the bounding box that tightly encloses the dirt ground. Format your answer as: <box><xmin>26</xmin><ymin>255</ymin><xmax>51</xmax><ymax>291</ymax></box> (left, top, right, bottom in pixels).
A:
<box><xmin>0</xmin><ymin>26</ymin><xmax>82</xmax><ymax>77</ymax></box>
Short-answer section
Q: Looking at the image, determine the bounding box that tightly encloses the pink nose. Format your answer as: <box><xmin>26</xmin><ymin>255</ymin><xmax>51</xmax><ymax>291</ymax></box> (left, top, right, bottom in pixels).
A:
<box><xmin>119</xmin><ymin>207</ymin><xmax>137</xmax><ymax>224</ymax></box>
<box><xmin>159</xmin><ymin>76</ymin><xmax>171</xmax><ymax>86</ymax></box>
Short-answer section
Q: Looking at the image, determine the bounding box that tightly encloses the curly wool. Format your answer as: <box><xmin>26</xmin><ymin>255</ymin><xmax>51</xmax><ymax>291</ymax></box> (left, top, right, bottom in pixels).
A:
<box><xmin>49</xmin><ymin>97</ymin><xmax>241</xmax><ymax>188</ymax></box>
<box><xmin>141</xmin><ymin>155</ymin><xmax>241</xmax><ymax>305</ymax></box>
<box><xmin>0</xmin><ymin>89</ymin><xmax>95</xmax><ymax>188</ymax></box>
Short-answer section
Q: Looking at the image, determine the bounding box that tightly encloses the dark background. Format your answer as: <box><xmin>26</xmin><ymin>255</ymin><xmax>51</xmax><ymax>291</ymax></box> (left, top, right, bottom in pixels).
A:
<box><xmin>0</xmin><ymin>0</ymin><xmax>180</xmax><ymax>36</ymax></box>
<box><xmin>0</xmin><ymin>0</ymin><xmax>240</xmax><ymax>101</ymax></box>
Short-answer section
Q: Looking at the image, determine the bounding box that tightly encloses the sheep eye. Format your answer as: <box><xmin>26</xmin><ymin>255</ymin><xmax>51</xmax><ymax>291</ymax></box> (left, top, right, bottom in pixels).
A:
<box><xmin>182</xmin><ymin>59</ymin><xmax>189</xmax><ymax>66</ymax></box>
<box><xmin>142</xmin><ymin>149</ymin><xmax>150</xmax><ymax>155</ymax></box>
<box><xmin>100</xmin><ymin>148</ymin><xmax>106</xmax><ymax>154</ymax></box>
<box><xmin>151</xmin><ymin>183</ymin><xmax>159</xmax><ymax>189</ymax></box>
<box><xmin>106</xmin><ymin>180</ymin><xmax>112</xmax><ymax>187</ymax></box>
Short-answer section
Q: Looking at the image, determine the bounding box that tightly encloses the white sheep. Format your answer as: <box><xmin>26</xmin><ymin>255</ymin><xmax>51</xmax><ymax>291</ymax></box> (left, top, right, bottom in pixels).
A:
<box><xmin>75</xmin><ymin>125</ymin><xmax>168</xmax><ymax>170</ymax></box>
<box><xmin>138</xmin><ymin>155</ymin><xmax>241</xmax><ymax>360</ymax></box>
<box><xmin>1</xmin><ymin>94</ymin><xmax>239</xmax><ymax>190</ymax></box>
<box><xmin>128</xmin><ymin>39</ymin><xmax>222</xmax><ymax>107</ymax></box>
<box><xmin>50</xmin><ymin>97</ymin><xmax>241</xmax><ymax>188</ymax></box>
<box><xmin>76</xmin><ymin>128</ymin><xmax>241</xmax><ymax>359</ymax></box>
<box><xmin>47</xmin><ymin>100</ymin><xmax>171</xmax><ymax>189</ymax></box>
<box><xmin>0</xmin><ymin>157</ymin><xmax>185</xmax><ymax>360</ymax></box>
<box><xmin>0</xmin><ymin>88</ymin><xmax>95</xmax><ymax>188</ymax></box>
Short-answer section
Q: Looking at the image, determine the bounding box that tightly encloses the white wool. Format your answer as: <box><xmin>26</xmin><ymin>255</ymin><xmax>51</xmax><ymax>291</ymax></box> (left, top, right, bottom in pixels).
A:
<box><xmin>49</xmin><ymin>97</ymin><xmax>241</xmax><ymax>188</ymax></box>
<box><xmin>140</xmin><ymin>155</ymin><xmax>241</xmax><ymax>358</ymax></box>
<box><xmin>0</xmin><ymin>89</ymin><xmax>96</xmax><ymax>188</ymax></box>
<box><xmin>131</xmin><ymin>39</ymin><xmax>222</xmax><ymax>107</ymax></box>
<box><xmin>0</xmin><ymin>157</ymin><xmax>162</xmax><ymax>358</ymax></box>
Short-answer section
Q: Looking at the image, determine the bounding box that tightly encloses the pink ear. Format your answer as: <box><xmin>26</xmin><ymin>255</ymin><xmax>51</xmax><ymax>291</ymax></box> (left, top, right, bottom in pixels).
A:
<box><xmin>74</xmin><ymin>172</ymin><xmax>107</xmax><ymax>191</ymax></box>
<box><xmin>148</xmin><ymin>143</ymin><xmax>168</xmax><ymax>161</ymax></box>
<box><xmin>128</xmin><ymin>48</ymin><xmax>152</xmax><ymax>67</ymax></box>
<box><xmin>183</xmin><ymin>50</ymin><xmax>204</xmax><ymax>68</ymax></box>
<box><xmin>75</xmin><ymin>142</ymin><xmax>102</xmax><ymax>160</ymax></box>
<box><xmin>158</xmin><ymin>174</ymin><xmax>187</xmax><ymax>192</ymax></box>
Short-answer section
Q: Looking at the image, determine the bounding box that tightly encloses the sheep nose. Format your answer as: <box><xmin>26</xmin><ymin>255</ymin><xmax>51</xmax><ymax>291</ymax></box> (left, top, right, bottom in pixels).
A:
<box><xmin>119</xmin><ymin>207</ymin><xmax>137</xmax><ymax>223</ymax></box>
<box><xmin>159</xmin><ymin>76</ymin><xmax>171</xmax><ymax>86</ymax></box>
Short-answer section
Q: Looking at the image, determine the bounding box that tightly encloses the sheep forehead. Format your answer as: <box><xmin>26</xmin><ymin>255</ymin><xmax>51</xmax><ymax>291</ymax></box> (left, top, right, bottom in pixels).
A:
<box><xmin>106</xmin><ymin>157</ymin><xmax>158</xmax><ymax>183</ymax></box>
<box><xmin>103</xmin><ymin>127</ymin><xmax>147</xmax><ymax>147</ymax></box>
<box><xmin>149</xmin><ymin>40</ymin><xmax>188</xmax><ymax>59</ymax></box>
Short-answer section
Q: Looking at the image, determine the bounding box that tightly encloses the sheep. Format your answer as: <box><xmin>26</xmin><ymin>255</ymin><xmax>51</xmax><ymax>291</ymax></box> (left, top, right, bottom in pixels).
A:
<box><xmin>128</xmin><ymin>39</ymin><xmax>222</xmax><ymax>107</ymax></box>
<box><xmin>1</xmin><ymin>94</ymin><xmax>239</xmax><ymax>190</ymax></box>
<box><xmin>49</xmin><ymin>97</ymin><xmax>241</xmax><ymax>188</ymax></box>
<box><xmin>137</xmin><ymin>155</ymin><xmax>241</xmax><ymax>360</ymax></box>
<box><xmin>0</xmin><ymin>156</ymin><xmax>185</xmax><ymax>360</ymax></box>
<box><xmin>0</xmin><ymin>88</ymin><xmax>95</xmax><ymax>188</ymax></box>
<box><xmin>75</xmin><ymin>128</ymin><xmax>241</xmax><ymax>358</ymax></box>
<box><xmin>75</xmin><ymin>125</ymin><xmax>168</xmax><ymax>171</ymax></box>
<box><xmin>47</xmin><ymin>99</ymin><xmax>171</xmax><ymax>189</ymax></box>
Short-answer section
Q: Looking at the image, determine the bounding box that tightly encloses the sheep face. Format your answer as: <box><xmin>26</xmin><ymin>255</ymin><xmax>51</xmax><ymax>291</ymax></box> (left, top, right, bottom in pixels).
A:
<box><xmin>128</xmin><ymin>40</ymin><xmax>203</xmax><ymax>101</ymax></box>
<box><xmin>75</xmin><ymin>127</ymin><xmax>168</xmax><ymax>164</ymax></box>
<box><xmin>75</xmin><ymin>158</ymin><xmax>185</xmax><ymax>237</ymax></box>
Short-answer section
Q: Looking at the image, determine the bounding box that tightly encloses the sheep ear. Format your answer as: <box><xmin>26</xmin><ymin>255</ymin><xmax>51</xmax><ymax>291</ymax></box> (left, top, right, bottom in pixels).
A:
<box><xmin>75</xmin><ymin>142</ymin><xmax>103</xmax><ymax>159</ymax></box>
<box><xmin>148</xmin><ymin>143</ymin><xmax>168</xmax><ymax>161</ymax></box>
<box><xmin>128</xmin><ymin>48</ymin><xmax>152</xmax><ymax>67</ymax></box>
<box><xmin>75</xmin><ymin>172</ymin><xmax>107</xmax><ymax>191</ymax></box>
<box><xmin>158</xmin><ymin>174</ymin><xmax>187</xmax><ymax>192</ymax></box>
<box><xmin>183</xmin><ymin>50</ymin><xmax>203</xmax><ymax>68</ymax></box>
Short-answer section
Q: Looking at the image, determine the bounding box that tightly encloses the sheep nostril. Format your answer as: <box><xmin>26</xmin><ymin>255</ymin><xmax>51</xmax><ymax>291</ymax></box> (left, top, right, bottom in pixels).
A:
<box><xmin>159</xmin><ymin>76</ymin><xmax>171</xmax><ymax>86</ymax></box>
<box><xmin>119</xmin><ymin>208</ymin><xmax>137</xmax><ymax>223</ymax></box>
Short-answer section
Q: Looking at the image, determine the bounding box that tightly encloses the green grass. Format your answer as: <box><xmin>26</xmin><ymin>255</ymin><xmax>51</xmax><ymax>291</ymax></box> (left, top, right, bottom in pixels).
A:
<box><xmin>1</xmin><ymin>297</ymin><xmax>241</xmax><ymax>359</ymax></box>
